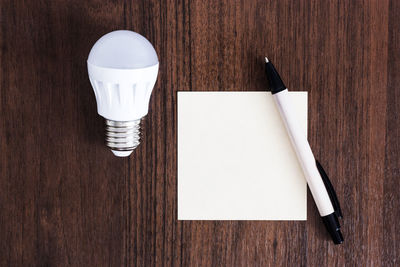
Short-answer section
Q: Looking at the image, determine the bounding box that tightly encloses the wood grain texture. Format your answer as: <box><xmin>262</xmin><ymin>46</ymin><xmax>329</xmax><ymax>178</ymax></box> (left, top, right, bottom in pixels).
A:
<box><xmin>0</xmin><ymin>0</ymin><xmax>399</xmax><ymax>266</ymax></box>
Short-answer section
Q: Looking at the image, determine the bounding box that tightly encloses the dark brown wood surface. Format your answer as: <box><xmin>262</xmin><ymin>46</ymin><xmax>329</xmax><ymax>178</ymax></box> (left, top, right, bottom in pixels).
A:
<box><xmin>0</xmin><ymin>0</ymin><xmax>399</xmax><ymax>266</ymax></box>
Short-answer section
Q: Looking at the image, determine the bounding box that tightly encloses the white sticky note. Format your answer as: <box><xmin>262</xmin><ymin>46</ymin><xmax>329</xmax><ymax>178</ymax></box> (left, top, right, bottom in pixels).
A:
<box><xmin>177</xmin><ymin>91</ymin><xmax>308</xmax><ymax>220</ymax></box>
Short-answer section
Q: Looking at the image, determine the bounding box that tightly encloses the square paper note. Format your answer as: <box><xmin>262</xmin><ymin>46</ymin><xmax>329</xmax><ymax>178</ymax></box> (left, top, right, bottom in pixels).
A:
<box><xmin>178</xmin><ymin>91</ymin><xmax>308</xmax><ymax>220</ymax></box>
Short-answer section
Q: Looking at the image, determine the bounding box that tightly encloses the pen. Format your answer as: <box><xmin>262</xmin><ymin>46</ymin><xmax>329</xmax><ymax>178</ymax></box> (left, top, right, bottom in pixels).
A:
<box><xmin>264</xmin><ymin>57</ymin><xmax>343</xmax><ymax>244</ymax></box>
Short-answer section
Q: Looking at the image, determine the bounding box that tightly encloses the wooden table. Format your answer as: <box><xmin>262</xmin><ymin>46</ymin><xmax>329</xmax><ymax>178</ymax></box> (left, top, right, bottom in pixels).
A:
<box><xmin>1</xmin><ymin>0</ymin><xmax>399</xmax><ymax>266</ymax></box>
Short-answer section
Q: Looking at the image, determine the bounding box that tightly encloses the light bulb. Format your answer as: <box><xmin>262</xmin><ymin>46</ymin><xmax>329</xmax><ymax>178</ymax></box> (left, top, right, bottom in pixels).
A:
<box><xmin>87</xmin><ymin>30</ymin><xmax>159</xmax><ymax>157</ymax></box>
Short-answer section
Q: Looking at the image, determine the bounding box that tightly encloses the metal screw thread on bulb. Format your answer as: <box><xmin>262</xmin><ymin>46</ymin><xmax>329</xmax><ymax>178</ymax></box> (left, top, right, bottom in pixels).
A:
<box><xmin>105</xmin><ymin>119</ymin><xmax>141</xmax><ymax>153</ymax></box>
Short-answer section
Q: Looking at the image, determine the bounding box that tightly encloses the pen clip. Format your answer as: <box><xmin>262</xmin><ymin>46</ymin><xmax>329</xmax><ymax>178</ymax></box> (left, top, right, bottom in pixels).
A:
<box><xmin>316</xmin><ymin>160</ymin><xmax>343</xmax><ymax>218</ymax></box>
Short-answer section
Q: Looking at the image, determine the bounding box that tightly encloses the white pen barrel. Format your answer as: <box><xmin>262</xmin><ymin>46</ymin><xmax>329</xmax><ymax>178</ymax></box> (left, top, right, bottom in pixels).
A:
<box><xmin>273</xmin><ymin>89</ymin><xmax>334</xmax><ymax>216</ymax></box>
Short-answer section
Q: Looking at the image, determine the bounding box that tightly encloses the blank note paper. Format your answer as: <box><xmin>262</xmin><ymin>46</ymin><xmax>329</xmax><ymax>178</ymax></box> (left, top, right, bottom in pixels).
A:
<box><xmin>178</xmin><ymin>92</ymin><xmax>308</xmax><ymax>220</ymax></box>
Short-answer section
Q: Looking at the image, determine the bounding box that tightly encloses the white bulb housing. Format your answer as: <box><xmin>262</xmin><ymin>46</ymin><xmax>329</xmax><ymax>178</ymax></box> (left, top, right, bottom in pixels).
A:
<box><xmin>87</xmin><ymin>30</ymin><xmax>159</xmax><ymax>157</ymax></box>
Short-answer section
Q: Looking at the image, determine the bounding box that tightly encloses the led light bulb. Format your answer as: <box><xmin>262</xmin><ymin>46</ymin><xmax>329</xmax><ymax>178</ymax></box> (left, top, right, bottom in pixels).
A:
<box><xmin>87</xmin><ymin>30</ymin><xmax>159</xmax><ymax>157</ymax></box>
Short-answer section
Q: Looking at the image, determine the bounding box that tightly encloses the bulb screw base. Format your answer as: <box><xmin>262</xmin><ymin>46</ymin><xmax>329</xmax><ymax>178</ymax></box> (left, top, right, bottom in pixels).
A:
<box><xmin>105</xmin><ymin>119</ymin><xmax>141</xmax><ymax>157</ymax></box>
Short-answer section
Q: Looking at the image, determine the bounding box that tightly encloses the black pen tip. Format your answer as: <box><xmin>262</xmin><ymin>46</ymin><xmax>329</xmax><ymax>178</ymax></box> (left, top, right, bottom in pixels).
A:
<box><xmin>264</xmin><ymin>57</ymin><xmax>286</xmax><ymax>94</ymax></box>
<box><xmin>322</xmin><ymin>213</ymin><xmax>344</xmax><ymax>245</ymax></box>
<box><xmin>333</xmin><ymin>230</ymin><xmax>344</xmax><ymax>245</ymax></box>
